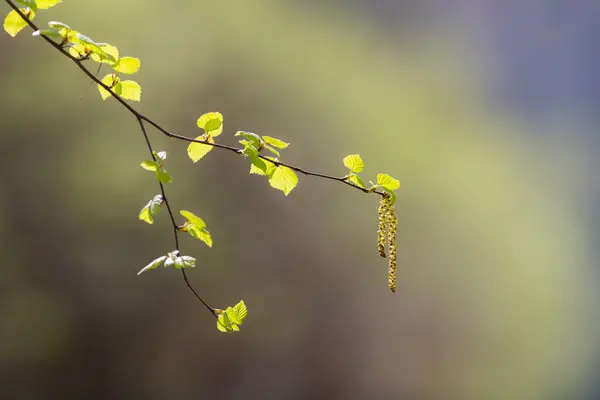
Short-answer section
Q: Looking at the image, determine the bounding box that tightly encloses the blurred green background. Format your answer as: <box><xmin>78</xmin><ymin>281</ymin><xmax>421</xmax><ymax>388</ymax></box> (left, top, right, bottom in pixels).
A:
<box><xmin>1</xmin><ymin>0</ymin><xmax>598</xmax><ymax>399</ymax></box>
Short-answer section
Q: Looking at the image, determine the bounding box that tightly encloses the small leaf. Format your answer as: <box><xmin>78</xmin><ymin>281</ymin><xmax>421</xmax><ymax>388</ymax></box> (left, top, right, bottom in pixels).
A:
<box><xmin>269</xmin><ymin>165</ymin><xmax>298</xmax><ymax>195</ymax></box>
<box><xmin>137</xmin><ymin>255</ymin><xmax>167</xmax><ymax>275</ymax></box>
<box><xmin>250</xmin><ymin>157</ymin><xmax>276</xmax><ymax>176</ymax></box>
<box><xmin>377</xmin><ymin>173</ymin><xmax>400</xmax><ymax>191</ymax></box>
<box><xmin>116</xmin><ymin>56</ymin><xmax>140</xmax><ymax>74</ymax></box>
<box><xmin>4</xmin><ymin>9</ymin><xmax>34</xmax><ymax>38</ymax></box>
<box><xmin>181</xmin><ymin>210</ymin><xmax>212</xmax><ymax>247</ymax></box>
<box><xmin>180</xmin><ymin>210</ymin><xmax>206</xmax><ymax>229</ymax></box>
<box><xmin>139</xmin><ymin>194</ymin><xmax>163</xmax><ymax>224</ymax></box>
<box><xmin>233</xmin><ymin>300</ymin><xmax>248</xmax><ymax>322</ymax></box>
<box><xmin>263</xmin><ymin>145</ymin><xmax>280</xmax><ymax>157</ymax></box>
<box><xmin>262</xmin><ymin>136</ymin><xmax>289</xmax><ymax>149</ymax></box>
<box><xmin>98</xmin><ymin>73</ymin><xmax>118</xmax><ymax>100</ymax></box>
<box><xmin>47</xmin><ymin>21</ymin><xmax>69</xmax><ymax>30</ymax></box>
<box><xmin>32</xmin><ymin>27</ymin><xmax>62</xmax><ymax>40</ymax></box>
<box><xmin>217</xmin><ymin>313</ymin><xmax>233</xmax><ymax>332</ymax></box>
<box><xmin>140</xmin><ymin>160</ymin><xmax>158</xmax><ymax>171</ymax></box>
<box><xmin>14</xmin><ymin>0</ymin><xmax>36</xmax><ymax>11</ymax></box>
<box><xmin>197</xmin><ymin>112</ymin><xmax>223</xmax><ymax>137</ymax></box>
<box><xmin>36</xmin><ymin>0</ymin><xmax>62</xmax><ymax>9</ymax></box>
<box><xmin>383</xmin><ymin>188</ymin><xmax>397</xmax><ymax>205</ymax></box>
<box><xmin>343</xmin><ymin>154</ymin><xmax>364</xmax><ymax>173</ymax></box>
<box><xmin>90</xmin><ymin>43</ymin><xmax>119</xmax><ymax>64</ymax></box>
<box><xmin>187</xmin><ymin>135</ymin><xmax>214</xmax><ymax>162</ymax></box>
<box><xmin>188</xmin><ymin>225</ymin><xmax>213</xmax><ymax>248</ymax></box>
<box><xmin>156</xmin><ymin>169</ymin><xmax>172</xmax><ymax>184</ymax></box>
<box><xmin>226</xmin><ymin>307</ymin><xmax>242</xmax><ymax>325</ymax></box>
<box><xmin>174</xmin><ymin>255</ymin><xmax>196</xmax><ymax>269</ymax></box>
<box><xmin>347</xmin><ymin>174</ymin><xmax>366</xmax><ymax>189</ymax></box>
<box><xmin>119</xmin><ymin>80</ymin><xmax>141</xmax><ymax>101</ymax></box>
<box><xmin>235</xmin><ymin>131</ymin><xmax>263</xmax><ymax>149</ymax></box>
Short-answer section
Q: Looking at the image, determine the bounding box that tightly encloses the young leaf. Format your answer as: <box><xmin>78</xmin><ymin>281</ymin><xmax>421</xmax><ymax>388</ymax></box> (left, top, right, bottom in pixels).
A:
<box><xmin>36</xmin><ymin>0</ymin><xmax>62</xmax><ymax>9</ymax></box>
<box><xmin>197</xmin><ymin>112</ymin><xmax>223</xmax><ymax>137</ymax></box>
<box><xmin>174</xmin><ymin>255</ymin><xmax>196</xmax><ymax>269</ymax></box>
<box><xmin>98</xmin><ymin>73</ymin><xmax>118</xmax><ymax>100</ymax></box>
<box><xmin>137</xmin><ymin>255</ymin><xmax>167</xmax><ymax>275</ymax></box>
<box><xmin>269</xmin><ymin>165</ymin><xmax>298</xmax><ymax>195</ymax></box>
<box><xmin>140</xmin><ymin>160</ymin><xmax>158</xmax><ymax>171</ymax></box>
<box><xmin>236</xmin><ymin>131</ymin><xmax>263</xmax><ymax>149</ymax></box>
<box><xmin>180</xmin><ymin>210</ymin><xmax>206</xmax><ymax>229</ymax></box>
<box><xmin>116</xmin><ymin>56</ymin><xmax>140</xmax><ymax>74</ymax></box>
<box><xmin>249</xmin><ymin>157</ymin><xmax>276</xmax><ymax>176</ymax></box>
<box><xmin>156</xmin><ymin>168</ymin><xmax>172</xmax><ymax>184</ymax></box>
<box><xmin>90</xmin><ymin>43</ymin><xmax>119</xmax><ymax>64</ymax></box>
<box><xmin>119</xmin><ymin>80</ymin><xmax>142</xmax><ymax>101</ymax></box>
<box><xmin>376</xmin><ymin>173</ymin><xmax>400</xmax><ymax>191</ymax></box>
<box><xmin>262</xmin><ymin>136</ymin><xmax>289</xmax><ymax>149</ymax></box>
<box><xmin>347</xmin><ymin>174</ymin><xmax>366</xmax><ymax>188</ymax></box>
<box><xmin>4</xmin><ymin>8</ymin><xmax>35</xmax><ymax>37</ymax></box>
<box><xmin>32</xmin><ymin>28</ymin><xmax>62</xmax><ymax>40</ymax></box>
<box><xmin>217</xmin><ymin>313</ymin><xmax>234</xmax><ymax>332</ymax></box>
<box><xmin>47</xmin><ymin>21</ymin><xmax>69</xmax><ymax>30</ymax></box>
<box><xmin>343</xmin><ymin>154</ymin><xmax>364</xmax><ymax>173</ymax></box>
<box><xmin>180</xmin><ymin>210</ymin><xmax>212</xmax><ymax>247</ymax></box>
<box><xmin>187</xmin><ymin>135</ymin><xmax>214</xmax><ymax>162</ymax></box>
<box><xmin>263</xmin><ymin>145</ymin><xmax>280</xmax><ymax>157</ymax></box>
<box><xmin>216</xmin><ymin>301</ymin><xmax>248</xmax><ymax>333</ymax></box>
<box><xmin>138</xmin><ymin>194</ymin><xmax>163</xmax><ymax>224</ymax></box>
<box><xmin>233</xmin><ymin>300</ymin><xmax>248</xmax><ymax>321</ymax></box>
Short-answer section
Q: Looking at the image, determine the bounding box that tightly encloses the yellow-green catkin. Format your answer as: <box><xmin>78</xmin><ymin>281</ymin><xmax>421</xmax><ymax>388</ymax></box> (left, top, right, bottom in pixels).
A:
<box><xmin>377</xmin><ymin>197</ymin><xmax>388</xmax><ymax>258</ymax></box>
<box><xmin>387</xmin><ymin>200</ymin><xmax>398</xmax><ymax>293</ymax></box>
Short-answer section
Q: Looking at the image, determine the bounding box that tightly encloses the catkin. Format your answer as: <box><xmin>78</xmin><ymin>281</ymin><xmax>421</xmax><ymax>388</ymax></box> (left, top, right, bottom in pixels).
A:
<box><xmin>377</xmin><ymin>197</ymin><xmax>388</xmax><ymax>258</ymax></box>
<box><xmin>387</xmin><ymin>201</ymin><xmax>398</xmax><ymax>293</ymax></box>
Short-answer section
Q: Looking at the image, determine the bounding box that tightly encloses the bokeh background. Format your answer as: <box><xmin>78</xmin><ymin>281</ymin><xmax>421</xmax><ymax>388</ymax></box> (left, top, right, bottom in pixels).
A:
<box><xmin>1</xmin><ymin>0</ymin><xmax>599</xmax><ymax>398</ymax></box>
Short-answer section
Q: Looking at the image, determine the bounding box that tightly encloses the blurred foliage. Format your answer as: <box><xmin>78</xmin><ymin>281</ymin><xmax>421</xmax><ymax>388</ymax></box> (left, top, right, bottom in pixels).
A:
<box><xmin>0</xmin><ymin>0</ymin><xmax>597</xmax><ymax>399</ymax></box>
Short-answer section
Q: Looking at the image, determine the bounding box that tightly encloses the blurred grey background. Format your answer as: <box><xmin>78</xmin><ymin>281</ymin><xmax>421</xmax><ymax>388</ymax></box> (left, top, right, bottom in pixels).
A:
<box><xmin>1</xmin><ymin>0</ymin><xmax>599</xmax><ymax>398</ymax></box>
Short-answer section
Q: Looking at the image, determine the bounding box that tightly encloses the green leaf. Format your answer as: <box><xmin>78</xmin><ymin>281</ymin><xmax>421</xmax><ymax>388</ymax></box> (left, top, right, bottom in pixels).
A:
<box><xmin>343</xmin><ymin>154</ymin><xmax>364</xmax><ymax>173</ymax></box>
<box><xmin>217</xmin><ymin>313</ymin><xmax>233</xmax><ymax>332</ymax></box>
<box><xmin>187</xmin><ymin>135</ymin><xmax>214</xmax><ymax>162</ymax></box>
<box><xmin>263</xmin><ymin>145</ymin><xmax>280</xmax><ymax>157</ymax></box>
<box><xmin>119</xmin><ymin>80</ymin><xmax>141</xmax><ymax>102</ymax></box>
<box><xmin>250</xmin><ymin>157</ymin><xmax>275</xmax><ymax>176</ymax></box>
<box><xmin>138</xmin><ymin>194</ymin><xmax>163</xmax><ymax>224</ymax></box>
<box><xmin>4</xmin><ymin>8</ymin><xmax>35</xmax><ymax>38</ymax></box>
<box><xmin>174</xmin><ymin>255</ymin><xmax>196</xmax><ymax>269</ymax></box>
<box><xmin>137</xmin><ymin>255</ymin><xmax>167</xmax><ymax>275</ymax></box>
<box><xmin>90</xmin><ymin>43</ymin><xmax>119</xmax><ymax>64</ymax></box>
<box><xmin>180</xmin><ymin>210</ymin><xmax>206</xmax><ymax>229</ymax></box>
<box><xmin>181</xmin><ymin>210</ymin><xmax>212</xmax><ymax>247</ymax></box>
<box><xmin>115</xmin><ymin>56</ymin><xmax>140</xmax><ymax>74</ymax></box>
<box><xmin>233</xmin><ymin>300</ymin><xmax>248</xmax><ymax>322</ymax></box>
<box><xmin>262</xmin><ymin>136</ymin><xmax>289</xmax><ymax>149</ymax></box>
<box><xmin>156</xmin><ymin>169</ymin><xmax>172</xmax><ymax>184</ymax></box>
<box><xmin>235</xmin><ymin>131</ymin><xmax>263</xmax><ymax>149</ymax></box>
<box><xmin>269</xmin><ymin>165</ymin><xmax>298</xmax><ymax>195</ymax></box>
<box><xmin>14</xmin><ymin>0</ymin><xmax>36</xmax><ymax>11</ymax></box>
<box><xmin>347</xmin><ymin>174</ymin><xmax>366</xmax><ymax>188</ymax></box>
<box><xmin>197</xmin><ymin>112</ymin><xmax>223</xmax><ymax>137</ymax></box>
<box><xmin>216</xmin><ymin>301</ymin><xmax>248</xmax><ymax>333</ymax></box>
<box><xmin>32</xmin><ymin>27</ymin><xmax>62</xmax><ymax>40</ymax></box>
<box><xmin>47</xmin><ymin>20</ymin><xmax>69</xmax><ymax>30</ymax></box>
<box><xmin>188</xmin><ymin>225</ymin><xmax>213</xmax><ymax>248</ymax></box>
<box><xmin>226</xmin><ymin>307</ymin><xmax>242</xmax><ymax>325</ymax></box>
<box><xmin>140</xmin><ymin>160</ymin><xmax>158</xmax><ymax>171</ymax></box>
<box><xmin>98</xmin><ymin>73</ymin><xmax>118</xmax><ymax>100</ymax></box>
<box><xmin>376</xmin><ymin>173</ymin><xmax>400</xmax><ymax>191</ymax></box>
<box><xmin>36</xmin><ymin>0</ymin><xmax>61</xmax><ymax>9</ymax></box>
